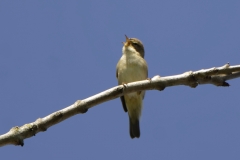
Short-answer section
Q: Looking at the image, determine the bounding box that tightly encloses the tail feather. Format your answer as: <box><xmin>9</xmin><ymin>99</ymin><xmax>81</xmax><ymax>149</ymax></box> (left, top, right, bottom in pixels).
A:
<box><xmin>129</xmin><ymin>118</ymin><xmax>140</xmax><ymax>138</ymax></box>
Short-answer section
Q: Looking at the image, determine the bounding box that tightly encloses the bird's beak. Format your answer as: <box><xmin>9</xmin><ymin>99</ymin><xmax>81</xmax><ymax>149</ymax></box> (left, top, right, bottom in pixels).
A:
<box><xmin>123</xmin><ymin>35</ymin><xmax>131</xmax><ymax>46</ymax></box>
<box><xmin>125</xmin><ymin>35</ymin><xmax>129</xmax><ymax>41</ymax></box>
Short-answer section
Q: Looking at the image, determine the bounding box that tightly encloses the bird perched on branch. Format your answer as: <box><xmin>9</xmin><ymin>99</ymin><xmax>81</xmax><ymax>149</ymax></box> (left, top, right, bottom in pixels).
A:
<box><xmin>116</xmin><ymin>35</ymin><xmax>148</xmax><ymax>138</ymax></box>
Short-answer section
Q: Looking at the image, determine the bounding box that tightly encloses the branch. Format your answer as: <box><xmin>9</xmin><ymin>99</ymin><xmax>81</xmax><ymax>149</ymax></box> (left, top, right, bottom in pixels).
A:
<box><xmin>0</xmin><ymin>63</ymin><xmax>239</xmax><ymax>147</ymax></box>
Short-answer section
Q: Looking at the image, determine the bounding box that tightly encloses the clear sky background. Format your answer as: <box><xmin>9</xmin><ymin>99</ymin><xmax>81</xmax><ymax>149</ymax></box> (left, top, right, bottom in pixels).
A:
<box><xmin>1</xmin><ymin>1</ymin><xmax>240</xmax><ymax>159</ymax></box>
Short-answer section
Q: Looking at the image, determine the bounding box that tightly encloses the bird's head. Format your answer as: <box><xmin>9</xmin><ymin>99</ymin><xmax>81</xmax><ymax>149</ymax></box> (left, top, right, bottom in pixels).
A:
<box><xmin>122</xmin><ymin>35</ymin><xmax>145</xmax><ymax>58</ymax></box>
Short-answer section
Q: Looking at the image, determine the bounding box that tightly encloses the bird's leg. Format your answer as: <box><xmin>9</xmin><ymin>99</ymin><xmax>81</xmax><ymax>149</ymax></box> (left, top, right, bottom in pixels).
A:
<box><xmin>122</xmin><ymin>82</ymin><xmax>127</xmax><ymax>88</ymax></box>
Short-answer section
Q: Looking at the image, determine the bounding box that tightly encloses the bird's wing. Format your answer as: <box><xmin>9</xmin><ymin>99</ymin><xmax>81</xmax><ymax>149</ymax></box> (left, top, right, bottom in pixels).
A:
<box><xmin>116</xmin><ymin>67</ymin><xmax>128</xmax><ymax>112</ymax></box>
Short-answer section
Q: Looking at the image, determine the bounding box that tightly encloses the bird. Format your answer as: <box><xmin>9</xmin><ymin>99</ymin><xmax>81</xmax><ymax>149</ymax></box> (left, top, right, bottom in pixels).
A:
<box><xmin>116</xmin><ymin>35</ymin><xmax>148</xmax><ymax>138</ymax></box>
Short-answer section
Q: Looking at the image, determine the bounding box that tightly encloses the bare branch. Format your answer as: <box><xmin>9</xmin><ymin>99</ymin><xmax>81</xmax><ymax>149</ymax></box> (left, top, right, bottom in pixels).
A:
<box><xmin>0</xmin><ymin>63</ymin><xmax>239</xmax><ymax>147</ymax></box>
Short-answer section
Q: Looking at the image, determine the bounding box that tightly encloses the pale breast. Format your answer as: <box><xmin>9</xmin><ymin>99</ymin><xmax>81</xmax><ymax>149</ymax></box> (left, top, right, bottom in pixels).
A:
<box><xmin>117</xmin><ymin>54</ymin><xmax>148</xmax><ymax>84</ymax></box>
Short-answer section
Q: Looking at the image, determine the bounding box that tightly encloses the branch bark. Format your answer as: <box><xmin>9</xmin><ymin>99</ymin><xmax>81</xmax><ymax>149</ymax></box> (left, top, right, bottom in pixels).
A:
<box><xmin>0</xmin><ymin>63</ymin><xmax>239</xmax><ymax>147</ymax></box>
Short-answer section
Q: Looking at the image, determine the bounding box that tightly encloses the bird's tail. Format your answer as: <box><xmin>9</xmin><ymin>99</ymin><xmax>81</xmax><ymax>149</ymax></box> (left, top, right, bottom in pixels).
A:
<box><xmin>129</xmin><ymin>117</ymin><xmax>140</xmax><ymax>138</ymax></box>
<box><xmin>125</xmin><ymin>93</ymin><xmax>143</xmax><ymax>139</ymax></box>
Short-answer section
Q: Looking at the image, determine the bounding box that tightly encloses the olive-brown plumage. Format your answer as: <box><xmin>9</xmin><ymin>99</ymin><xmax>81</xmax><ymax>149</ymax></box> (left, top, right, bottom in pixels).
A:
<box><xmin>116</xmin><ymin>35</ymin><xmax>148</xmax><ymax>138</ymax></box>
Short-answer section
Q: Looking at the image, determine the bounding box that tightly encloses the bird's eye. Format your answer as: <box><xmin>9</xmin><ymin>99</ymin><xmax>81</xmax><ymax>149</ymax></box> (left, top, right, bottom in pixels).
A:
<box><xmin>132</xmin><ymin>43</ymin><xmax>139</xmax><ymax>47</ymax></box>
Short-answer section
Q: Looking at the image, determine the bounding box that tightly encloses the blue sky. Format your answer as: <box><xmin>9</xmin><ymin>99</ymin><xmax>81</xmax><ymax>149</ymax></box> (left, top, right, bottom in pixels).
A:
<box><xmin>0</xmin><ymin>1</ymin><xmax>240</xmax><ymax>159</ymax></box>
